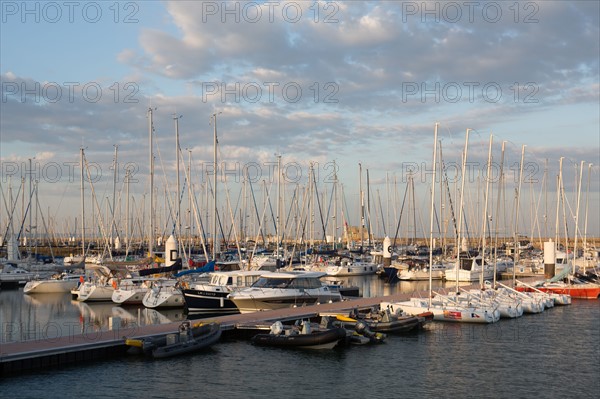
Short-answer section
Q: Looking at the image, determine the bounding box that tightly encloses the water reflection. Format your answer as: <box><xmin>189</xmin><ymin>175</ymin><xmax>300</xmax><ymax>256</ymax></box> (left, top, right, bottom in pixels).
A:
<box><xmin>2</xmin><ymin>276</ymin><xmax>486</xmax><ymax>343</ymax></box>
<box><xmin>1</xmin><ymin>288</ymin><xmax>186</xmax><ymax>343</ymax></box>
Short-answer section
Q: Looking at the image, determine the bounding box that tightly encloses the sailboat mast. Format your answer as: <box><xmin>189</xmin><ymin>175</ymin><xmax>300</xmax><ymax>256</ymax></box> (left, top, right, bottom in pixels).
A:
<box><xmin>112</xmin><ymin>145</ymin><xmax>118</xmax><ymax>248</ymax></box>
<box><xmin>493</xmin><ymin>141</ymin><xmax>506</xmax><ymax>287</ymax></box>
<box><xmin>276</xmin><ymin>154</ymin><xmax>281</xmax><ymax>258</ymax></box>
<box><xmin>366</xmin><ymin>169</ymin><xmax>372</xmax><ymax>246</ymax></box>
<box><xmin>80</xmin><ymin>147</ymin><xmax>85</xmax><ymax>257</ymax></box>
<box><xmin>174</xmin><ymin>114</ymin><xmax>182</xmax><ymax>255</ymax></box>
<box><xmin>455</xmin><ymin>129</ymin><xmax>470</xmax><ymax>293</ymax></box>
<box><xmin>572</xmin><ymin>160</ymin><xmax>584</xmax><ymax>274</ymax></box>
<box><xmin>582</xmin><ymin>163</ymin><xmax>592</xmax><ymax>270</ymax></box>
<box><xmin>125</xmin><ymin>164</ymin><xmax>130</xmax><ymax>257</ymax></box>
<box><xmin>333</xmin><ymin>160</ymin><xmax>338</xmax><ymax>250</ymax></box>
<box><xmin>512</xmin><ymin>145</ymin><xmax>526</xmax><ymax>284</ymax></box>
<box><xmin>554</xmin><ymin>158</ymin><xmax>563</xmax><ymax>250</ymax></box>
<box><xmin>481</xmin><ymin>134</ymin><xmax>493</xmax><ymax>288</ymax></box>
<box><xmin>359</xmin><ymin>163</ymin><xmax>364</xmax><ymax>250</ymax></box>
<box><xmin>428</xmin><ymin>123</ymin><xmax>439</xmax><ymax>307</ymax></box>
<box><xmin>148</xmin><ymin>107</ymin><xmax>154</xmax><ymax>257</ymax></box>
<box><xmin>211</xmin><ymin>112</ymin><xmax>219</xmax><ymax>260</ymax></box>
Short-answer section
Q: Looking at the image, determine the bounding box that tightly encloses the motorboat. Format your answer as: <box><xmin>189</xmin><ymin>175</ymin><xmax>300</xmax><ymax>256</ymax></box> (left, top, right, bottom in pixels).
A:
<box><xmin>0</xmin><ymin>263</ymin><xmax>40</xmax><ymax>286</ymax></box>
<box><xmin>126</xmin><ymin>321</ymin><xmax>222</xmax><ymax>358</ymax></box>
<box><xmin>227</xmin><ymin>271</ymin><xmax>343</xmax><ymax>314</ymax></box>
<box><xmin>444</xmin><ymin>256</ymin><xmax>495</xmax><ymax>282</ymax></box>
<box><xmin>325</xmin><ymin>257</ymin><xmax>378</xmax><ymax>276</ymax></box>
<box><xmin>181</xmin><ymin>270</ymin><xmax>264</xmax><ymax>315</ymax></box>
<box><xmin>335</xmin><ymin>306</ymin><xmax>433</xmax><ymax>333</ymax></box>
<box><xmin>397</xmin><ymin>263</ymin><xmax>446</xmax><ymax>281</ymax></box>
<box><xmin>250</xmin><ymin>320</ymin><xmax>347</xmax><ymax>349</ymax></box>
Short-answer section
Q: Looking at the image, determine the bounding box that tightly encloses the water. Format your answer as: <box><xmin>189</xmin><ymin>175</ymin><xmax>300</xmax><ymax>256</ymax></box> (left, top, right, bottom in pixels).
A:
<box><xmin>1</xmin><ymin>276</ymin><xmax>599</xmax><ymax>398</ymax></box>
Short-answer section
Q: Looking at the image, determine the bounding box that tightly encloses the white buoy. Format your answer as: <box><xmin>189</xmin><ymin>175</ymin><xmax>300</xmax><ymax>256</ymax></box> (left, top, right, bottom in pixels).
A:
<box><xmin>165</xmin><ymin>234</ymin><xmax>177</xmax><ymax>267</ymax></box>
<box><xmin>114</xmin><ymin>236</ymin><xmax>121</xmax><ymax>250</ymax></box>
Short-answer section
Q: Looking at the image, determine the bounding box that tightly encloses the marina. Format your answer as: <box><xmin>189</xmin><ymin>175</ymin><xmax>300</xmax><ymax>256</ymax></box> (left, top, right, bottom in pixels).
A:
<box><xmin>1</xmin><ymin>2</ymin><xmax>599</xmax><ymax>397</ymax></box>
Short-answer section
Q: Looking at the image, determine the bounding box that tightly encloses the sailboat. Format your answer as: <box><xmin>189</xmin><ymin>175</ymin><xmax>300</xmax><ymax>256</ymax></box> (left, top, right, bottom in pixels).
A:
<box><xmin>517</xmin><ymin>160</ymin><xmax>598</xmax><ymax>299</ymax></box>
<box><xmin>383</xmin><ymin>126</ymin><xmax>500</xmax><ymax>323</ymax></box>
<box><xmin>142</xmin><ymin>235</ymin><xmax>186</xmax><ymax>309</ymax></box>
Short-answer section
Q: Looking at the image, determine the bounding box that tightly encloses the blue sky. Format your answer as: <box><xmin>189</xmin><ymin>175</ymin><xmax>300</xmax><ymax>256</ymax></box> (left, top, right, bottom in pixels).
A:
<box><xmin>1</xmin><ymin>1</ymin><xmax>599</xmax><ymax>240</ymax></box>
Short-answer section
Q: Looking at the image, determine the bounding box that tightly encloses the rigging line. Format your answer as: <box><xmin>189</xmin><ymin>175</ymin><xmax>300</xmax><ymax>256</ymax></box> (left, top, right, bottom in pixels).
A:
<box><xmin>0</xmin><ymin>179</ymin><xmax>23</xmax><ymax>239</ymax></box>
<box><xmin>264</xmin><ymin>179</ymin><xmax>278</xmax><ymax>240</ymax></box>
<box><xmin>154</xmin><ymin>131</ymin><xmax>179</xmax><ymax>239</ymax></box>
<box><xmin>377</xmin><ymin>188</ymin><xmax>387</xmax><ymax>237</ymax></box>
<box><xmin>247</xmin><ymin>174</ymin><xmax>266</xmax><ymax>247</ymax></box>
<box><xmin>322</xmin><ymin>179</ymin><xmax>335</xmax><ymax>238</ymax></box>
<box><xmin>311</xmin><ymin>165</ymin><xmax>327</xmax><ymax>243</ymax></box>
<box><xmin>221</xmin><ymin>165</ymin><xmax>243</xmax><ymax>263</ymax></box>
<box><xmin>203</xmin><ymin>168</ymin><xmax>226</xmax><ymax>250</ymax></box>
<box><xmin>392</xmin><ymin>177</ymin><xmax>410</xmax><ymax>249</ymax></box>
<box><xmin>223</xmin><ymin>181</ymin><xmax>242</xmax><ymax>245</ymax></box>
<box><xmin>83</xmin><ymin>153</ymin><xmax>113</xmax><ymax>261</ymax></box>
<box><xmin>282</xmin><ymin>185</ymin><xmax>298</xmax><ymax>244</ymax></box>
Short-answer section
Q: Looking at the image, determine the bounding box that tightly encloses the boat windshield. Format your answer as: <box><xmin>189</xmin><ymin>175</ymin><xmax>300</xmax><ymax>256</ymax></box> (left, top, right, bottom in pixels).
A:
<box><xmin>250</xmin><ymin>276</ymin><xmax>324</xmax><ymax>289</ymax></box>
<box><xmin>252</xmin><ymin>277</ymin><xmax>292</xmax><ymax>288</ymax></box>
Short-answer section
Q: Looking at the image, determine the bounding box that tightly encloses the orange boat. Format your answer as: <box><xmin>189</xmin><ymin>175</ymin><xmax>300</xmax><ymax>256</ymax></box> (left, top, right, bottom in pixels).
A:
<box><xmin>517</xmin><ymin>282</ymin><xmax>600</xmax><ymax>300</ymax></box>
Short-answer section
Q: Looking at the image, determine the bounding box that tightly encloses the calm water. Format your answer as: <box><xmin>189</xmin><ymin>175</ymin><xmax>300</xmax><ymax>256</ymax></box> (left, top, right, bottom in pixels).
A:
<box><xmin>1</xmin><ymin>276</ymin><xmax>599</xmax><ymax>399</ymax></box>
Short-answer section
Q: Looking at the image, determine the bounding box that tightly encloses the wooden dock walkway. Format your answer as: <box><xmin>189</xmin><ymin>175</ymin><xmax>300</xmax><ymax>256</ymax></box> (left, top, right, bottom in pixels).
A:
<box><xmin>0</xmin><ymin>278</ymin><xmax>540</xmax><ymax>375</ymax></box>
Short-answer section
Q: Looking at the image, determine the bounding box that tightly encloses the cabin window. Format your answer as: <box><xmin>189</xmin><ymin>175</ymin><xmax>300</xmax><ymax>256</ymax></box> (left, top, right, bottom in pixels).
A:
<box><xmin>252</xmin><ymin>277</ymin><xmax>291</xmax><ymax>288</ymax></box>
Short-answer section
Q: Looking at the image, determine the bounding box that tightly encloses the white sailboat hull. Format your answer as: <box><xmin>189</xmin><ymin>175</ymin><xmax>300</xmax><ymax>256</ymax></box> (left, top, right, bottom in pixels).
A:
<box><xmin>24</xmin><ymin>278</ymin><xmax>80</xmax><ymax>294</ymax></box>
<box><xmin>143</xmin><ymin>289</ymin><xmax>184</xmax><ymax>309</ymax></box>
<box><xmin>72</xmin><ymin>283</ymin><xmax>115</xmax><ymax>302</ymax></box>
<box><xmin>112</xmin><ymin>288</ymin><xmax>148</xmax><ymax>305</ymax></box>
<box><xmin>381</xmin><ymin>299</ymin><xmax>499</xmax><ymax>323</ymax></box>
<box><xmin>444</xmin><ymin>268</ymin><xmax>495</xmax><ymax>282</ymax></box>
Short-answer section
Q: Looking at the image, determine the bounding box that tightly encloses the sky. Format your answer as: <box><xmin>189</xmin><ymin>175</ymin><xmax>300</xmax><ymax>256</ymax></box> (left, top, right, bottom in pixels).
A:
<box><xmin>1</xmin><ymin>1</ymin><xmax>599</xmax><ymax>242</ymax></box>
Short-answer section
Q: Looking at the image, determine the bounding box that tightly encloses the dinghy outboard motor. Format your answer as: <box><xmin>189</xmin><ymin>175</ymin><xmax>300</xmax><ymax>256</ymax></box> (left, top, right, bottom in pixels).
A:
<box><xmin>354</xmin><ymin>321</ymin><xmax>372</xmax><ymax>336</ymax></box>
<box><xmin>270</xmin><ymin>321</ymin><xmax>284</xmax><ymax>335</ymax></box>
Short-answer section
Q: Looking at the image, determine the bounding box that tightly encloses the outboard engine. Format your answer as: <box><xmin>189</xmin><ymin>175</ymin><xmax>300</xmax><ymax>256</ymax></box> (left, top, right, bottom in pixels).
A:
<box><xmin>270</xmin><ymin>321</ymin><xmax>284</xmax><ymax>335</ymax></box>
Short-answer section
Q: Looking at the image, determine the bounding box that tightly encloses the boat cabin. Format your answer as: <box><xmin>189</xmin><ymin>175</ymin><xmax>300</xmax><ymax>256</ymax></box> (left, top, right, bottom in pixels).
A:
<box><xmin>250</xmin><ymin>272</ymin><xmax>326</xmax><ymax>290</ymax></box>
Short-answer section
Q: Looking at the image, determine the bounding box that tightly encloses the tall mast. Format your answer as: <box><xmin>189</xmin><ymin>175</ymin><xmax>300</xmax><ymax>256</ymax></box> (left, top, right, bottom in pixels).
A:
<box><xmin>572</xmin><ymin>160</ymin><xmax>584</xmax><ymax>274</ymax></box>
<box><xmin>455</xmin><ymin>128</ymin><xmax>470</xmax><ymax>293</ymax></box>
<box><xmin>276</xmin><ymin>153</ymin><xmax>281</xmax><ymax>258</ymax></box>
<box><xmin>555</xmin><ymin>158</ymin><xmax>563</xmax><ymax>249</ymax></box>
<box><xmin>174</xmin><ymin>114</ymin><xmax>182</xmax><ymax>255</ymax></box>
<box><xmin>359</xmin><ymin>163</ymin><xmax>364</xmax><ymax>250</ymax></box>
<box><xmin>80</xmin><ymin>148</ymin><xmax>85</xmax><ymax>257</ymax></box>
<box><xmin>481</xmin><ymin>134</ymin><xmax>493</xmax><ymax>288</ymax></box>
<box><xmin>366</xmin><ymin>169</ymin><xmax>372</xmax><ymax>246</ymax></box>
<box><xmin>187</xmin><ymin>149</ymin><xmax>193</xmax><ymax>259</ymax></box>
<box><xmin>428</xmin><ymin>123</ymin><xmax>438</xmax><ymax>307</ymax></box>
<box><xmin>148</xmin><ymin>107</ymin><xmax>155</xmax><ymax>257</ymax></box>
<box><xmin>333</xmin><ymin>160</ymin><xmax>338</xmax><ymax>250</ymax></box>
<box><xmin>211</xmin><ymin>112</ymin><xmax>220</xmax><ymax>260</ymax></box>
<box><xmin>582</xmin><ymin>163</ymin><xmax>592</xmax><ymax>270</ymax></box>
<box><xmin>493</xmin><ymin>141</ymin><xmax>506</xmax><ymax>287</ymax></box>
<box><xmin>112</xmin><ymin>145</ymin><xmax>118</xmax><ymax>248</ymax></box>
<box><xmin>512</xmin><ymin>145</ymin><xmax>526</xmax><ymax>284</ymax></box>
<box><xmin>125</xmin><ymin>164</ymin><xmax>130</xmax><ymax>257</ymax></box>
